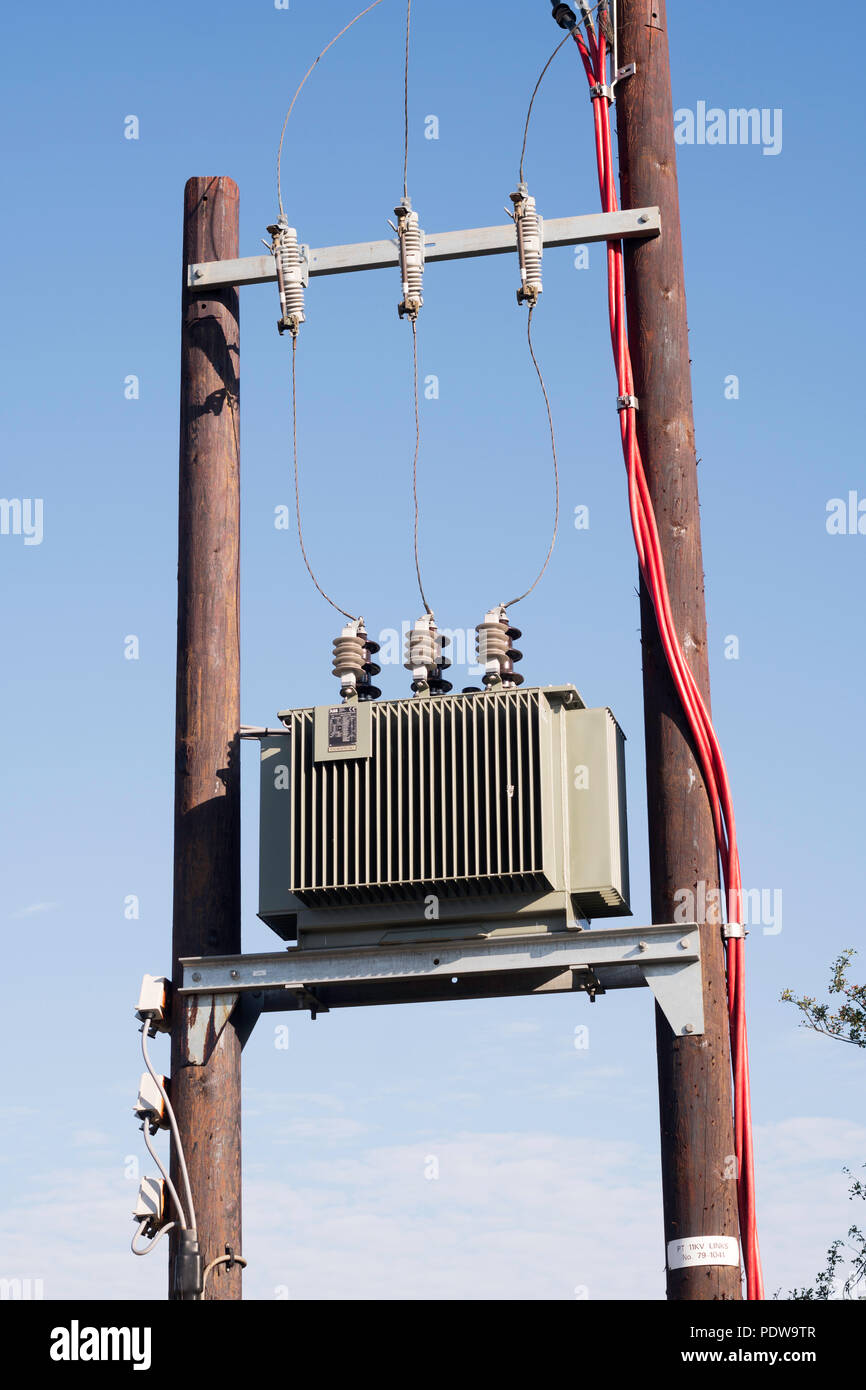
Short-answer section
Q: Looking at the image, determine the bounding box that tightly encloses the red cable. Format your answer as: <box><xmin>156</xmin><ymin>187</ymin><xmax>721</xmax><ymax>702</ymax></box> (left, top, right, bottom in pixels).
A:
<box><xmin>568</xmin><ymin>23</ymin><xmax>763</xmax><ymax>1298</ymax></box>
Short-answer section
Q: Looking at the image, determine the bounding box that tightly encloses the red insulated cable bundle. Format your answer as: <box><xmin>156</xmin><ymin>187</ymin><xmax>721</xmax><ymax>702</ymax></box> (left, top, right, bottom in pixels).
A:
<box><xmin>567</xmin><ymin>21</ymin><xmax>763</xmax><ymax>1298</ymax></box>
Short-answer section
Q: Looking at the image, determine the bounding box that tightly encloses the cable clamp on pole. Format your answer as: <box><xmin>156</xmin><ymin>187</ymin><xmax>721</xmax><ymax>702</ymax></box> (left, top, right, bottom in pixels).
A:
<box><xmin>612</xmin><ymin>62</ymin><xmax>637</xmax><ymax>87</ymax></box>
<box><xmin>616</xmin><ymin>394</ymin><xmax>639</xmax><ymax>412</ymax></box>
<box><xmin>589</xmin><ymin>82</ymin><xmax>614</xmax><ymax>104</ymax></box>
<box><xmin>724</xmin><ymin>921</ymin><xmax>745</xmax><ymax>940</ymax></box>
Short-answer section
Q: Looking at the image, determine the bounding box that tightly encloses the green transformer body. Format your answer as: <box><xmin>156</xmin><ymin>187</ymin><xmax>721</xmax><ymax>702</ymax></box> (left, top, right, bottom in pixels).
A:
<box><xmin>259</xmin><ymin>685</ymin><xmax>629</xmax><ymax>948</ymax></box>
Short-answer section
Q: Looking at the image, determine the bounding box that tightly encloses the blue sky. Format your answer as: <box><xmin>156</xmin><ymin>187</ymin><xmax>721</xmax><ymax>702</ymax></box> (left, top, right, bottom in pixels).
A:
<box><xmin>1</xmin><ymin>0</ymin><xmax>864</xmax><ymax>1299</ymax></box>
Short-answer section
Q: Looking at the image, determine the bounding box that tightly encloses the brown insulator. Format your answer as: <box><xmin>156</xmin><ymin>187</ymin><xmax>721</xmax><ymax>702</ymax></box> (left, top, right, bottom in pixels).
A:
<box><xmin>332</xmin><ymin>618</ymin><xmax>380</xmax><ymax>701</ymax></box>
<box><xmin>475</xmin><ymin>606</ymin><xmax>524</xmax><ymax>688</ymax></box>
<box><xmin>404</xmin><ymin>614</ymin><xmax>452</xmax><ymax>696</ymax></box>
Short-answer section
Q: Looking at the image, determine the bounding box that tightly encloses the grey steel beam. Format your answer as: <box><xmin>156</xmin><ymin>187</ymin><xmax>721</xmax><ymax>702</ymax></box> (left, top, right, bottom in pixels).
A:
<box><xmin>187</xmin><ymin>206</ymin><xmax>660</xmax><ymax>291</ymax></box>
<box><xmin>180</xmin><ymin>921</ymin><xmax>703</xmax><ymax>1036</ymax></box>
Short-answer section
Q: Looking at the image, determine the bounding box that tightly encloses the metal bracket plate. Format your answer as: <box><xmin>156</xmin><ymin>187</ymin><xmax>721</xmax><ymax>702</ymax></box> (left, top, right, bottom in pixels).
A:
<box><xmin>187</xmin><ymin>207</ymin><xmax>661</xmax><ymax>291</ymax></box>
<box><xmin>180</xmin><ymin>922</ymin><xmax>704</xmax><ymax>1037</ymax></box>
<box><xmin>184</xmin><ymin>991</ymin><xmax>237</xmax><ymax>1065</ymax></box>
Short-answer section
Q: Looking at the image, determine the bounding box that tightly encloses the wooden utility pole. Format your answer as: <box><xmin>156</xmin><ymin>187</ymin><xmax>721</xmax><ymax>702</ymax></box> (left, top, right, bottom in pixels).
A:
<box><xmin>614</xmin><ymin>3</ymin><xmax>742</xmax><ymax>1298</ymax></box>
<box><xmin>170</xmin><ymin>176</ymin><xmax>243</xmax><ymax>1300</ymax></box>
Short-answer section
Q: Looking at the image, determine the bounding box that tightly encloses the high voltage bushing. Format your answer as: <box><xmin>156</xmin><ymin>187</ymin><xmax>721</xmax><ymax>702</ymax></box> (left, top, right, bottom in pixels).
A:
<box><xmin>476</xmin><ymin>606</ymin><xmax>524</xmax><ymax>688</ymax></box>
<box><xmin>332</xmin><ymin>619</ymin><xmax>381</xmax><ymax>702</ymax></box>
<box><xmin>394</xmin><ymin>197</ymin><xmax>424</xmax><ymax>322</ymax></box>
<box><xmin>510</xmin><ymin>185</ymin><xmax>543</xmax><ymax>308</ymax></box>
<box><xmin>267</xmin><ymin>214</ymin><xmax>307</xmax><ymax>337</ymax></box>
<box><xmin>405</xmin><ymin>614</ymin><xmax>452</xmax><ymax>696</ymax></box>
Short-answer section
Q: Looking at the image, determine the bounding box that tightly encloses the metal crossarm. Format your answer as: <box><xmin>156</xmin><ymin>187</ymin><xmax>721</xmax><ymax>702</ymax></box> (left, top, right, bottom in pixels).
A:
<box><xmin>180</xmin><ymin>921</ymin><xmax>703</xmax><ymax>1038</ymax></box>
<box><xmin>187</xmin><ymin>206</ymin><xmax>660</xmax><ymax>290</ymax></box>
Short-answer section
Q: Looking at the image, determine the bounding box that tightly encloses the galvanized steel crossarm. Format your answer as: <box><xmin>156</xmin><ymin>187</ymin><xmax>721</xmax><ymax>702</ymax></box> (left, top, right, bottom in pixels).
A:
<box><xmin>180</xmin><ymin>921</ymin><xmax>698</xmax><ymax>994</ymax></box>
<box><xmin>187</xmin><ymin>207</ymin><xmax>661</xmax><ymax>291</ymax></box>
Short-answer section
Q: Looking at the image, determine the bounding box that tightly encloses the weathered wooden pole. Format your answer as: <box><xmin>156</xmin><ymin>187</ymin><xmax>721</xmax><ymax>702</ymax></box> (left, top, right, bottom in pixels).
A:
<box><xmin>614</xmin><ymin>2</ymin><xmax>742</xmax><ymax>1297</ymax></box>
<box><xmin>170</xmin><ymin>176</ymin><xmax>242</xmax><ymax>1300</ymax></box>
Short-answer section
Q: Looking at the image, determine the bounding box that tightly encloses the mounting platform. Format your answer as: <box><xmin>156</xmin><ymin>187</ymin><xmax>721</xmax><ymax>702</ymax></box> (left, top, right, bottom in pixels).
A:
<box><xmin>179</xmin><ymin>921</ymin><xmax>704</xmax><ymax>1047</ymax></box>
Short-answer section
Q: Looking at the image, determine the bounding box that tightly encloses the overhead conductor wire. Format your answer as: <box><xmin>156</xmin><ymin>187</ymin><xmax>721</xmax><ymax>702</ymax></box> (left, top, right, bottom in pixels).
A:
<box><xmin>409</xmin><ymin>317</ymin><xmax>431</xmax><ymax>613</ymax></box>
<box><xmin>503</xmin><ymin>306</ymin><xmax>560</xmax><ymax>608</ymax></box>
<box><xmin>290</xmin><ymin>335</ymin><xmax>357</xmax><ymax>620</ymax></box>
<box><xmin>504</xmin><ymin>34</ymin><xmax>576</xmax><ymax>610</ymax></box>
<box><xmin>400</xmin><ymin>0</ymin><xmax>433</xmax><ymax>616</ymax></box>
<box><xmin>277</xmin><ymin>0</ymin><xmax>387</xmax><ymax>220</ymax></box>
<box><xmin>546</xmin><ymin>4</ymin><xmax>763</xmax><ymax>1297</ymax></box>
<box><xmin>275</xmin><ymin>2</ymin><xmax>388</xmax><ymax>621</ymax></box>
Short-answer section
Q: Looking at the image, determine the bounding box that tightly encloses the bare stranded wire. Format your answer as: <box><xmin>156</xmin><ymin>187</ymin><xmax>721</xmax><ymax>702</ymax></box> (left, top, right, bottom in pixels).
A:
<box><xmin>277</xmin><ymin>0</ymin><xmax>387</xmax><ymax>220</ymax></box>
<box><xmin>276</xmin><ymin>1</ymin><xmax>391</xmax><ymax>623</ymax></box>
<box><xmin>275</xmin><ymin>0</ymin><xmax>563</xmax><ymax>620</ymax></box>
<box><xmin>409</xmin><ymin>317</ymin><xmax>432</xmax><ymax>615</ymax></box>
<box><xmin>502</xmin><ymin>19</ymin><xmax>596</xmax><ymax>611</ymax></box>
<box><xmin>290</xmin><ymin>337</ymin><xmax>357</xmax><ymax>621</ymax></box>
<box><xmin>403</xmin><ymin>0</ymin><xmax>411</xmax><ymax>202</ymax></box>
<box><xmin>518</xmin><ymin>0</ymin><xmax>609</xmax><ymax>184</ymax></box>
<box><xmin>505</xmin><ymin>2</ymin><xmax>617</xmax><ymax>608</ymax></box>
<box><xmin>502</xmin><ymin>305</ymin><xmax>561</xmax><ymax>609</ymax></box>
<box><xmin>400</xmin><ymin>0</ymin><xmax>434</xmax><ymax>617</ymax></box>
<box><xmin>275</xmin><ymin>0</ymin><xmax>430</xmax><ymax>623</ymax></box>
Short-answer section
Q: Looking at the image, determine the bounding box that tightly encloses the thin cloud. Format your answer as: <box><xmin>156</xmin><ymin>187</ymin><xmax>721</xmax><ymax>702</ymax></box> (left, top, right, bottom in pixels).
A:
<box><xmin>2</xmin><ymin>1118</ymin><xmax>863</xmax><ymax>1299</ymax></box>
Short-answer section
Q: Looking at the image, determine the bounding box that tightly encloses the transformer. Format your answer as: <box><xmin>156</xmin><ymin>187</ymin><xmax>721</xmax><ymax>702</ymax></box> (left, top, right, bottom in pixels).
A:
<box><xmin>258</xmin><ymin>684</ymin><xmax>629</xmax><ymax>948</ymax></box>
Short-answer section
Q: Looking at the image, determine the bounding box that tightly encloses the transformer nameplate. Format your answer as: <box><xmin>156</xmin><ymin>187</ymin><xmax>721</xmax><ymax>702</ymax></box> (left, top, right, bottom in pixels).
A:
<box><xmin>328</xmin><ymin>705</ymin><xmax>358</xmax><ymax>751</ymax></box>
<box><xmin>312</xmin><ymin>702</ymin><xmax>373</xmax><ymax>762</ymax></box>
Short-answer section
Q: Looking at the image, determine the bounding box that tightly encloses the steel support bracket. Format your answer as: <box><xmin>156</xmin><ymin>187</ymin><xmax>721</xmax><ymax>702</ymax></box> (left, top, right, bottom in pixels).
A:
<box><xmin>182</xmin><ymin>991</ymin><xmax>238</xmax><ymax>1066</ymax></box>
<box><xmin>179</xmin><ymin>988</ymin><xmax>264</xmax><ymax>1065</ymax></box>
<box><xmin>639</xmin><ymin>959</ymin><xmax>705</xmax><ymax>1037</ymax></box>
<box><xmin>233</xmin><ymin>990</ymin><xmax>265</xmax><ymax>1050</ymax></box>
<box><xmin>180</xmin><ymin>921</ymin><xmax>704</xmax><ymax>1037</ymax></box>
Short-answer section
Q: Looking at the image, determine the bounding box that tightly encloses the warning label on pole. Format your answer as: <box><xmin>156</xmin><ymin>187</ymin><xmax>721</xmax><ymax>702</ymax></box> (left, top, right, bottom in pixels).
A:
<box><xmin>667</xmin><ymin>1236</ymin><xmax>740</xmax><ymax>1270</ymax></box>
